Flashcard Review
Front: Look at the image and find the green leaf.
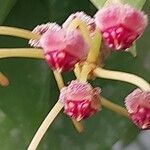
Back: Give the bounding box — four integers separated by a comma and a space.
123, 0, 146, 9
90, 0, 147, 9
90, 0, 106, 9
0, 0, 18, 24
127, 43, 137, 57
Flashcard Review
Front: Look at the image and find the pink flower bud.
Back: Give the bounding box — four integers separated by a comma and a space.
29, 23, 61, 47
95, 4, 148, 50
63, 11, 96, 33
40, 28, 89, 72
125, 89, 150, 129
59, 80, 101, 121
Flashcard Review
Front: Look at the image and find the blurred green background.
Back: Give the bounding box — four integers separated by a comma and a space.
0, 0, 149, 149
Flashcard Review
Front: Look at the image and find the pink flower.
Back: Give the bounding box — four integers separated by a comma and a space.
125, 89, 150, 129
95, 4, 148, 50
40, 27, 89, 72
29, 23, 61, 47
59, 80, 101, 121
63, 11, 96, 33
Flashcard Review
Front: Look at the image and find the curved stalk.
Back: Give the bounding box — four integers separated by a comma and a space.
101, 97, 129, 118
0, 72, 9, 86
0, 26, 40, 40
28, 72, 84, 150
27, 101, 63, 150
94, 67, 150, 91
0, 48, 44, 59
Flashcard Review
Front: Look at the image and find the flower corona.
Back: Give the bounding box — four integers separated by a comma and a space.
125, 89, 150, 129
59, 80, 101, 121
95, 4, 148, 50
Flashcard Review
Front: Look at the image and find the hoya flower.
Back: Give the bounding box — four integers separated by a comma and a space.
125, 89, 150, 129
59, 80, 101, 121
63, 11, 96, 33
95, 4, 148, 50
29, 23, 61, 47
40, 27, 89, 72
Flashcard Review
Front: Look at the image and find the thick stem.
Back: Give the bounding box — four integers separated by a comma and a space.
0, 48, 44, 59
0, 26, 40, 40
87, 29, 102, 63
101, 97, 129, 118
79, 63, 95, 82
74, 63, 81, 79
27, 101, 63, 150
0, 72, 9, 86
79, 30, 101, 82
94, 68, 150, 91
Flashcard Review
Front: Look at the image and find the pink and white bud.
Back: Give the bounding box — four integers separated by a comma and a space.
40, 28, 89, 72
95, 4, 148, 50
63, 11, 96, 33
125, 89, 150, 129
59, 80, 101, 121
29, 23, 61, 47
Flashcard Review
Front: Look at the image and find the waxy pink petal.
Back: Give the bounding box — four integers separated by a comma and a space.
125, 89, 150, 129
29, 23, 61, 47
59, 80, 101, 121
40, 29, 89, 72
95, 4, 148, 50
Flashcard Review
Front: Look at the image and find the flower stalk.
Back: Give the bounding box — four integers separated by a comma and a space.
101, 97, 129, 118
0, 26, 40, 40
27, 101, 63, 150
0, 48, 44, 59
93, 67, 150, 91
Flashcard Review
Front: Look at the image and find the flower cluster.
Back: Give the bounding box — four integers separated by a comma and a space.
28, 3, 150, 129
0, 1, 150, 149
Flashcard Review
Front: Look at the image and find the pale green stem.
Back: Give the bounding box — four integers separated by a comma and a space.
79, 29, 101, 82
27, 101, 63, 150
0, 26, 40, 40
94, 67, 150, 92
87, 29, 102, 63
0, 48, 44, 59
101, 97, 129, 118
